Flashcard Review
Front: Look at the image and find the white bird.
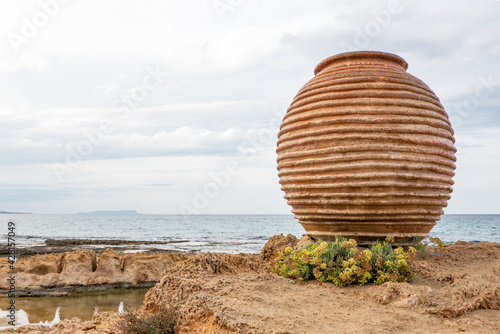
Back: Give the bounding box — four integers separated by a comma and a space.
118, 301, 124, 314
50, 307, 61, 326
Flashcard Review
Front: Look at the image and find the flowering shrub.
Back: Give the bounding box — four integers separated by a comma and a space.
272, 236, 416, 286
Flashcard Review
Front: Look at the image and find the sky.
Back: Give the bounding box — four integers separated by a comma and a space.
0, 0, 499, 214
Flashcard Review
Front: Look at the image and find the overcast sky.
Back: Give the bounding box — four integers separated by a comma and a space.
0, 0, 499, 214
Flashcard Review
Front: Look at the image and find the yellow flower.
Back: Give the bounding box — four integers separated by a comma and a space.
408, 246, 417, 256
375, 273, 389, 285
284, 247, 293, 254
394, 247, 404, 255
320, 263, 327, 270
316, 246, 327, 256
343, 258, 356, 268
393, 253, 402, 260
362, 249, 372, 261
397, 259, 408, 268
385, 235, 395, 243
359, 272, 372, 285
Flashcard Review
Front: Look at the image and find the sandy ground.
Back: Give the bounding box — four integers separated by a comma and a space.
3, 236, 500, 333
142, 237, 500, 333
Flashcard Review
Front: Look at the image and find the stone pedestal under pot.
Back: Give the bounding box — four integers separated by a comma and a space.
276, 51, 456, 245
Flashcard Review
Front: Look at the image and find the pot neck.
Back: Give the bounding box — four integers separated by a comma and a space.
314, 51, 408, 75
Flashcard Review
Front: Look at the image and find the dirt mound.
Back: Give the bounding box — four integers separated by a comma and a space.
142, 252, 264, 318
186, 252, 263, 274
260, 233, 298, 262
356, 241, 500, 319
142, 239, 500, 333
412, 242, 500, 318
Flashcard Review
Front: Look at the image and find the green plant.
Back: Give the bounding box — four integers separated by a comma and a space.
116, 306, 177, 334
429, 236, 444, 248
412, 236, 444, 256
273, 236, 417, 287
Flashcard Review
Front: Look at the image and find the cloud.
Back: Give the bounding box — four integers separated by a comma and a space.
0, 98, 283, 164
0, 0, 499, 213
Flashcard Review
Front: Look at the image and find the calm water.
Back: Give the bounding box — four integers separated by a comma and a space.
0, 288, 148, 328
1, 214, 499, 253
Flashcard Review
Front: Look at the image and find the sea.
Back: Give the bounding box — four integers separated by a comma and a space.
1, 214, 499, 253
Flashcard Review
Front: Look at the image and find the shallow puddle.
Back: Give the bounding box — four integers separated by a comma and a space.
0, 287, 149, 327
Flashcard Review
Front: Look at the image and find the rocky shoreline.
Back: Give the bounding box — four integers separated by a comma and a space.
2, 235, 500, 333
0, 239, 190, 257
0, 248, 189, 297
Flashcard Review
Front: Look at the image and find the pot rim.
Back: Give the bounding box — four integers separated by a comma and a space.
314, 51, 409, 75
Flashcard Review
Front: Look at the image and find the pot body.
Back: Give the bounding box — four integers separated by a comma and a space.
276, 51, 456, 245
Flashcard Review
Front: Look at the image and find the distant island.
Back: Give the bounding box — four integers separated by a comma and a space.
77, 210, 140, 215
0, 211, 32, 214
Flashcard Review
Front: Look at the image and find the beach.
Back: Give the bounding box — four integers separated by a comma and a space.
1, 234, 499, 333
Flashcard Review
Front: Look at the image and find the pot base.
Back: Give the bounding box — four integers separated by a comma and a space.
301, 221, 435, 246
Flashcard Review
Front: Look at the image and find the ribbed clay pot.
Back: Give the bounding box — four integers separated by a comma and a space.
277, 51, 456, 245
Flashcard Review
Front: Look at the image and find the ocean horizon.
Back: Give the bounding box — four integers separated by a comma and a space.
1, 214, 499, 254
